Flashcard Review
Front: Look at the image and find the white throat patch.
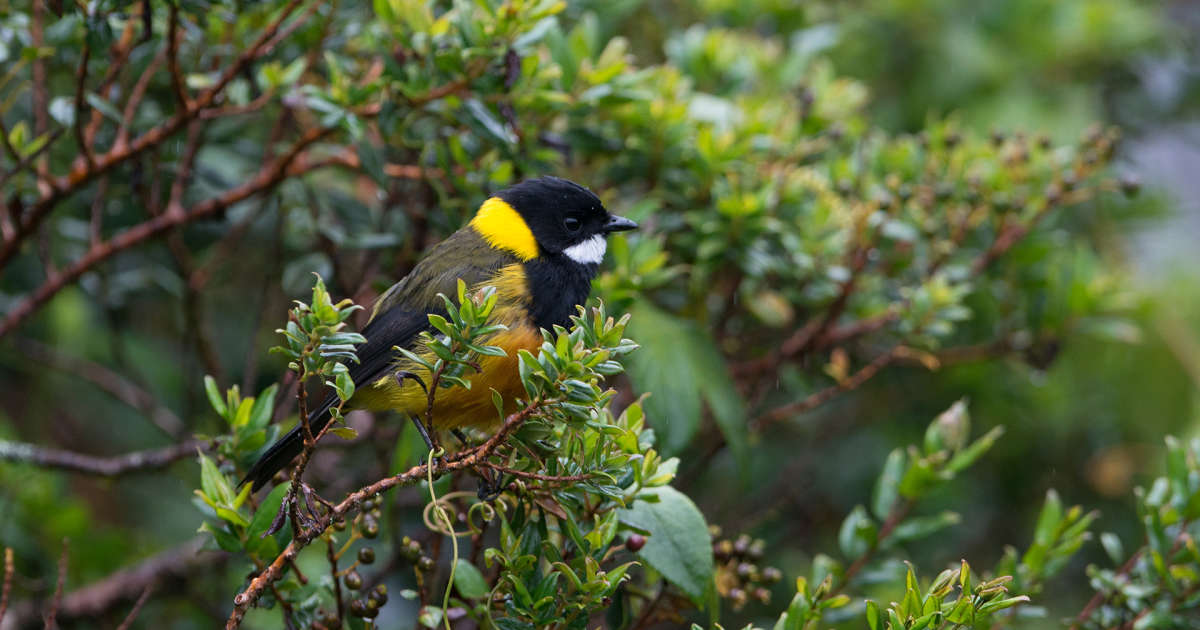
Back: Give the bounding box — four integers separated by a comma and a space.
562, 234, 607, 265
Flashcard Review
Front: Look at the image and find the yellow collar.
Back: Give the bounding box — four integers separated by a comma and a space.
469, 197, 539, 261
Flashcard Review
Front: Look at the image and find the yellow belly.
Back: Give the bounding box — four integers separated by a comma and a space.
349, 263, 543, 431
352, 324, 542, 430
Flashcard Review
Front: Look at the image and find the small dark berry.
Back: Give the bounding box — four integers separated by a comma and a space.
362, 516, 379, 539
626, 534, 647, 552
1119, 175, 1141, 197
371, 584, 389, 606
418, 555, 435, 572
343, 570, 363, 591
754, 587, 771, 603
349, 599, 368, 617
358, 547, 376, 564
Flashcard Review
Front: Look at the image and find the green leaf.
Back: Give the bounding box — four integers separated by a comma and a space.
872, 448, 906, 520
198, 452, 232, 506
1100, 532, 1125, 565
205, 376, 228, 418
246, 483, 290, 556
453, 559, 490, 599
838, 505, 876, 558
618, 485, 714, 602
865, 600, 882, 630
888, 511, 961, 544
1032, 489, 1064, 548
247, 385, 277, 431
946, 425, 1005, 473
626, 302, 747, 466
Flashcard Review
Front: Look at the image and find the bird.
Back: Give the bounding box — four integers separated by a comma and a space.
242, 176, 637, 490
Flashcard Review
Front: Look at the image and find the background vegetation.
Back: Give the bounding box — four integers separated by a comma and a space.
0, 0, 1198, 628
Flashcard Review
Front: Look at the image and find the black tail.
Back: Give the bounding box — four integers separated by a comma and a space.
241, 395, 336, 491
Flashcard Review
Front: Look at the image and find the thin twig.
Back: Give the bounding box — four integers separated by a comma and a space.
0, 125, 333, 339
326, 536, 345, 622
3, 537, 220, 626
72, 40, 94, 168
1069, 548, 1145, 630
226, 399, 551, 628
167, 5, 191, 109
10, 337, 187, 437
44, 538, 69, 630
114, 585, 153, 630
0, 548, 13, 627
752, 346, 903, 430
0, 128, 64, 190
0, 0, 308, 273
0, 439, 209, 477
828, 500, 912, 599
114, 50, 166, 151
481, 462, 597, 484
30, 0, 49, 181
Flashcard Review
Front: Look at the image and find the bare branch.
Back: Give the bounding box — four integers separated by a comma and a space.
30, 0, 50, 182
0, 0, 308, 273
83, 19, 138, 149
13, 336, 187, 438
114, 50, 166, 151
44, 539, 68, 630
114, 586, 153, 630
227, 399, 551, 627
167, 5, 192, 110
0, 125, 333, 339
72, 40, 94, 168
0, 438, 209, 477
0, 548, 13, 627
752, 346, 903, 430
0, 127, 64, 190
5, 538, 223, 626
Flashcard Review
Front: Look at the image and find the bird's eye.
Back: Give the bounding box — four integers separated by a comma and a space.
563, 216, 582, 232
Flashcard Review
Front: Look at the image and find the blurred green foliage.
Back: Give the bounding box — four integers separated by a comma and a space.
0, 0, 1197, 628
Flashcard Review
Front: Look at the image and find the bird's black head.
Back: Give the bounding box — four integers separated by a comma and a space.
495, 176, 637, 264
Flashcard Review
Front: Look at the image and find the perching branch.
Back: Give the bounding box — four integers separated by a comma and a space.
0, 438, 209, 477
11, 337, 187, 438
226, 398, 551, 628
0, 125, 333, 340
4, 538, 222, 627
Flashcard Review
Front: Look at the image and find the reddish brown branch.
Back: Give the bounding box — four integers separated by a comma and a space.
226, 399, 551, 628
0, 438, 209, 477
72, 41, 94, 168
0, 0, 307, 273
752, 346, 903, 430
482, 462, 598, 484
44, 538, 69, 630
0, 547, 13, 627
13, 336, 187, 437
5, 537, 223, 626
115, 51, 166, 151
0, 125, 332, 339
83, 20, 138, 149
167, 5, 192, 109
114, 585, 154, 630
829, 500, 912, 599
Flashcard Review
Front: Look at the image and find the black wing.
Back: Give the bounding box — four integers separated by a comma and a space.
242, 227, 519, 489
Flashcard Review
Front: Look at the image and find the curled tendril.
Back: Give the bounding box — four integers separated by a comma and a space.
421, 490, 507, 536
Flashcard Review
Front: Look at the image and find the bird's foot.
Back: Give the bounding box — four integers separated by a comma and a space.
475, 467, 509, 502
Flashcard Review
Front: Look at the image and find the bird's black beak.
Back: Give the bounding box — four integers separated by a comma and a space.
603, 215, 638, 233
